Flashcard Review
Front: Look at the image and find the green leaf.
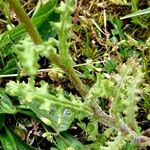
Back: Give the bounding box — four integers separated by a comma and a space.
88, 74, 115, 99
51, 0, 75, 67
0, 88, 17, 114
6, 80, 91, 132
0, 0, 58, 49
0, 127, 36, 150
111, 58, 144, 130
123, 141, 137, 150
119, 46, 133, 59
110, 17, 124, 40
104, 59, 118, 73
54, 132, 86, 150
33, 0, 59, 40
0, 59, 18, 75
0, 127, 17, 150
32, 0, 57, 18
14, 38, 41, 76
27, 97, 75, 132
78, 119, 99, 141
0, 0, 11, 24
121, 7, 150, 19
101, 132, 126, 150
37, 12, 59, 40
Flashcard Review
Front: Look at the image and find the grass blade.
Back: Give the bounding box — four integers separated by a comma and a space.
121, 7, 150, 19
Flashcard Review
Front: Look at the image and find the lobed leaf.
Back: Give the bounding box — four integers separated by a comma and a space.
6, 79, 91, 132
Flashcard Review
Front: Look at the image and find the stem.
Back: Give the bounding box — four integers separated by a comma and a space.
49, 52, 88, 97
90, 102, 150, 145
7, 0, 42, 44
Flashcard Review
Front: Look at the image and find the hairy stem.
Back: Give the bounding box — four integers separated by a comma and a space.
48, 52, 88, 97
7, 0, 42, 44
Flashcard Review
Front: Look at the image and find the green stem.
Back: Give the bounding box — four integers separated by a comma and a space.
7, 0, 42, 44
49, 52, 88, 97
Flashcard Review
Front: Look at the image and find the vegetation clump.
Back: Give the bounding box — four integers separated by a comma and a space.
0, 0, 150, 149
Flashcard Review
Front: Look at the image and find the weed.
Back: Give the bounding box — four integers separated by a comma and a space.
0, 0, 150, 149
